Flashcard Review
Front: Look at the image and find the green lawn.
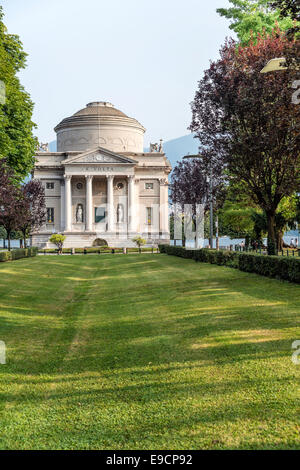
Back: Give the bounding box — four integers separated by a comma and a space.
0, 254, 299, 450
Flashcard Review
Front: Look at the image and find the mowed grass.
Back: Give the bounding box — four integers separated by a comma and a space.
0, 254, 299, 450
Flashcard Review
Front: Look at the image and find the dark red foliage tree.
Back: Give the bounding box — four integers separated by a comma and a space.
18, 180, 46, 248
170, 156, 224, 212
0, 159, 22, 250
190, 32, 300, 254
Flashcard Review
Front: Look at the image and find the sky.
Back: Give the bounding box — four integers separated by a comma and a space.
1, 0, 232, 146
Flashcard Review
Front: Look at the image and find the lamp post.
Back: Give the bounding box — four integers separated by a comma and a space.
183, 154, 214, 249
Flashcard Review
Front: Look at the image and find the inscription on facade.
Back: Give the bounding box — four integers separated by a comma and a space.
67, 165, 131, 173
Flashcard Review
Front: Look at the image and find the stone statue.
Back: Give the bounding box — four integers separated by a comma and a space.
150, 143, 159, 152
117, 204, 124, 223
76, 204, 83, 223
39, 142, 49, 152
150, 141, 163, 153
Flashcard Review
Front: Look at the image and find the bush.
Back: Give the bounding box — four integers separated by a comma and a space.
0, 251, 11, 262
0, 247, 38, 262
159, 245, 300, 284
132, 237, 146, 248
49, 234, 66, 253
92, 238, 108, 247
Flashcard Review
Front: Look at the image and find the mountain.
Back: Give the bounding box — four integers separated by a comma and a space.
159, 134, 200, 168
49, 141, 57, 152
47, 133, 200, 169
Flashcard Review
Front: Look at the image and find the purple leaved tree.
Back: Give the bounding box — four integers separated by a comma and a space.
18, 180, 46, 248
0, 159, 22, 250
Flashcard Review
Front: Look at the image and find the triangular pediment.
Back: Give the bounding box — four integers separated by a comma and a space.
62, 147, 137, 165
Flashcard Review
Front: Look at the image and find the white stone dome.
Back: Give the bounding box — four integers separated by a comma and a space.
55, 101, 145, 153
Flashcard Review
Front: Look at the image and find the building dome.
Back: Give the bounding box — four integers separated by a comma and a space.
54, 101, 145, 153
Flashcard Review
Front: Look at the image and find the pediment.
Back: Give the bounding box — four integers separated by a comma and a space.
62, 147, 137, 165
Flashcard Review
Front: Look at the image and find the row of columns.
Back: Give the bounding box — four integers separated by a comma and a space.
64, 174, 135, 233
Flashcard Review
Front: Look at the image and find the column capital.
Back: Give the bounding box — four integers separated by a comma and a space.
64, 174, 71, 181
127, 175, 135, 182
106, 174, 114, 181
85, 174, 93, 181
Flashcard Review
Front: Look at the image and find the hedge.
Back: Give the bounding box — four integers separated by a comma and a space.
158, 245, 300, 284
0, 247, 38, 263
39, 247, 157, 254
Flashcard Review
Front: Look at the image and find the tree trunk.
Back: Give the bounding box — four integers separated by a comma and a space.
266, 212, 277, 255
277, 231, 284, 251
7, 233, 11, 251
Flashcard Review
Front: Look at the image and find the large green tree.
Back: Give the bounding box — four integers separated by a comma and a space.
0, 6, 37, 180
217, 0, 296, 44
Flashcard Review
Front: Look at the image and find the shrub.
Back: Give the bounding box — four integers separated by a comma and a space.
92, 238, 108, 247
0, 247, 38, 262
0, 251, 11, 262
132, 237, 146, 248
49, 234, 66, 254
159, 245, 300, 284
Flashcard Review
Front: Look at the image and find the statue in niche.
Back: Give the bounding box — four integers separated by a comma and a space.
76, 204, 84, 223
117, 203, 124, 223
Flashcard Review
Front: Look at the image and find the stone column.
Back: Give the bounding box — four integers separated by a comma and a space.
134, 178, 140, 233
64, 175, 72, 232
128, 175, 135, 233
60, 179, 65, 231
159, 178, 169, 237
107, 175, 114, 232
85, 175, 93, 232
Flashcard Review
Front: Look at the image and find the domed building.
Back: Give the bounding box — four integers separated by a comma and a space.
32, 102, 171, 248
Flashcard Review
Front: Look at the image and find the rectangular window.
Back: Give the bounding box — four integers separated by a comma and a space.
47, 208, 54, 224
146, 207, 152, 225
95, 207, 106, 223
145, 182, 154, 190
46, 182, 54, 189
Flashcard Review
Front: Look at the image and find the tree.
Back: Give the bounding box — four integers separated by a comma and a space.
132, 237, 146, 249
269, 0, 299, 21
49, 234, 66, 254
217, 0, 295, 44
0, 226, 7, 248
0, 6, 37, 180
170, 157, 225, 245
171, 159, 209, 211
0, 160, 23, 250
190, 32, 300, 254
170, 158, 224, 212
18, 180, 46, 248
269, 0, 300, 37
275, 194, 298, 249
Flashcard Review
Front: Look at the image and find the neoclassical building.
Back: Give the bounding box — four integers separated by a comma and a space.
32, 101, 171, 248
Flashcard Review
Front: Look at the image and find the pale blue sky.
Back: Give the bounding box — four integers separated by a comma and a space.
1, 0, 232, 145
